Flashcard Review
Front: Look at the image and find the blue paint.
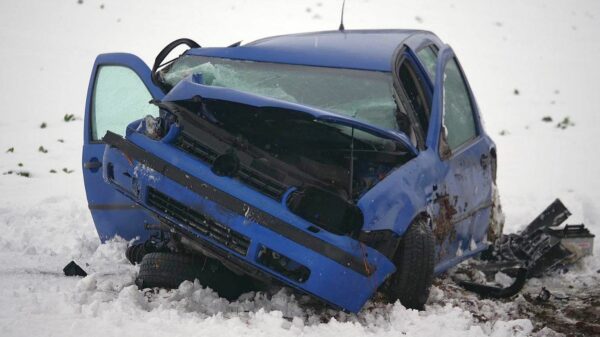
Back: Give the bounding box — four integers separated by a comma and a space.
188, 30, 422, 71
82, 53, 164, 242
83, 31, 497, 311
102, 140, 395, 312
434, 242, 488, 275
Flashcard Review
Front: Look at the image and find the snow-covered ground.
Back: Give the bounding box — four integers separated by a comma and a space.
0, 1, 599, 336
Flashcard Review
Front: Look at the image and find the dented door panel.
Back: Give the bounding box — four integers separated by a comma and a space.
426, 46, 495, 270
433, 137, 492, 261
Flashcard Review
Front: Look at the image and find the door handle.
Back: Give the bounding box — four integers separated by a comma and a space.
84, 160, 102, 170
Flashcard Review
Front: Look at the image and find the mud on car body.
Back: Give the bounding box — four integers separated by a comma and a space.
82, 30, 499, 312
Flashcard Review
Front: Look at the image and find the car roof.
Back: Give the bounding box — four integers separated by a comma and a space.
186, 29, 437, 72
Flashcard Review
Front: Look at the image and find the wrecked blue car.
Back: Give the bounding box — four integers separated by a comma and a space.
82, 30, 502, 312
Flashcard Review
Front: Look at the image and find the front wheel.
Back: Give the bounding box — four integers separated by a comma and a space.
136, 252, 255, 300
384, 217, 435, 310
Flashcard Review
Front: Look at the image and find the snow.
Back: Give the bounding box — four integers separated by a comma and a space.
1, 0, 599, 336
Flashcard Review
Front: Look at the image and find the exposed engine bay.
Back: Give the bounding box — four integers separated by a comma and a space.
140, 97, 414, 235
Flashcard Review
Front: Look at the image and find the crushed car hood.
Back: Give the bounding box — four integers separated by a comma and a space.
162, 74, 417, 155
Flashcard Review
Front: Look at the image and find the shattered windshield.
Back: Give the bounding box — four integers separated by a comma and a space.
160, 55, 400, 130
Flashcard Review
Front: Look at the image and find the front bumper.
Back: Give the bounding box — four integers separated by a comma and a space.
102, 131, 395, 312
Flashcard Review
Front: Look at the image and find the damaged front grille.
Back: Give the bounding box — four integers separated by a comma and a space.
147, 188, 250, 256
237, 166, 287, 200
176, 132, 219, 164
175, 133, 287, 200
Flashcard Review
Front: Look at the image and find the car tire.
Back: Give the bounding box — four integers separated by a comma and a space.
136, 252, 254, 300
126, 242, 158, 265
385, 217, 435, 310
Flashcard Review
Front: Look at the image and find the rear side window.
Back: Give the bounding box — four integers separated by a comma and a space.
442, 58, 477, 151
416, 46, 437, 82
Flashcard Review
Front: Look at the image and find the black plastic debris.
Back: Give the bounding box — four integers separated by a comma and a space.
489, 199, 594, 277
521, 199, 571, 237
63, 261, 87, 277
536, 287, 551, 302
457, 263, 528, 299
458, 199, 595, 298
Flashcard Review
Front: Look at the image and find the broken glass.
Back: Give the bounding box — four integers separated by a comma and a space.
161, 56, 400, 130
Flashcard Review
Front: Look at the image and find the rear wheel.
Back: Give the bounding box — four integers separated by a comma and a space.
385, 217, 435, 310
136, 252, 254, 300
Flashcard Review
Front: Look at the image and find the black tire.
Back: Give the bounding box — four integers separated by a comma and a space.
385, 217, 435, 310
126, 243, 151, 265
136, 252, 254, 300
126, 240, 170, 265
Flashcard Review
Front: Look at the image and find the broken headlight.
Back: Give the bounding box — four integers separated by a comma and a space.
142, 115, 166, 140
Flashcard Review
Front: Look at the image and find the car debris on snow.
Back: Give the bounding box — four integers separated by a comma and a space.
454, 199, 594, 299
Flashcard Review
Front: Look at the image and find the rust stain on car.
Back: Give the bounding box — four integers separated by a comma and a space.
432, 194, 458, 245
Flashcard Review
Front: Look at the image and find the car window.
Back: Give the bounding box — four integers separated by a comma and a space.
416, 46, 437, 82
398, 59, 430, 140
92, 66, 158, 141
160, 56, 400, 131
442, 58, 477, 151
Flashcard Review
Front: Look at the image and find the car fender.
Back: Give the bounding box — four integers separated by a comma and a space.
358, 149, 441, 236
